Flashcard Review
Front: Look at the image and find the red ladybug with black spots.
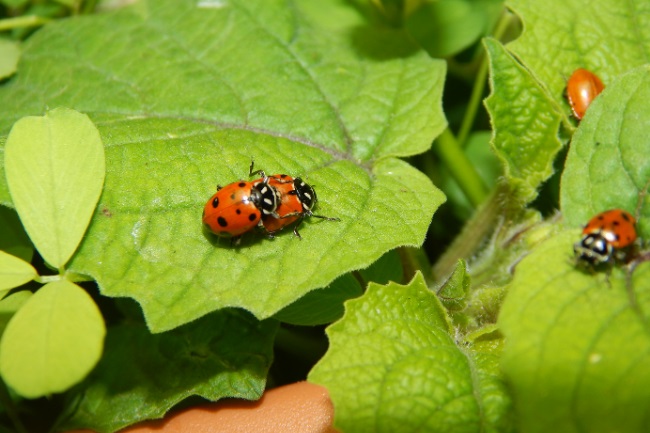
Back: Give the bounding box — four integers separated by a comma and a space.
202, 163, 279, 241
574, 209, 637, 266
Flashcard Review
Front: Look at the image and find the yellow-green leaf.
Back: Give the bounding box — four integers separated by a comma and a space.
0, 280, 106, 398
4, 108, 105, 269
0, 250, 36, 294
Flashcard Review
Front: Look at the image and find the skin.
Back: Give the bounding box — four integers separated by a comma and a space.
66, 382, 338, 433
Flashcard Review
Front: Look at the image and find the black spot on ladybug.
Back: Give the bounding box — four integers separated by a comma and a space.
612, 220, 620, 226
621, 212, 631, 222
236, 209, 242, 215
238, 182, 246, 188
212, 197, 219, 208
217, 217, 228, 227
248, 213, 257, 222
230, 193, 236, 200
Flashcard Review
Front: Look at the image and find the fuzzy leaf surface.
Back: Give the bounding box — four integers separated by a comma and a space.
507, 0, 650, 120
561, 66, 650, 237
0, 0, 446, 332
309, 272, 512, 433
59, 311, 278, 433
0, 280, 105, 398
499, 231, 650, 433
484, 38, 563, 205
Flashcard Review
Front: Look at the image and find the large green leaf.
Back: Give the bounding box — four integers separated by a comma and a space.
59, 311, 278, 433
0, 280, 105, 398
4, 108, 105, 269
0, 0, 446, 332
309, 273, 512, 432
499, 231, 650, 433
561, 66, 650, 237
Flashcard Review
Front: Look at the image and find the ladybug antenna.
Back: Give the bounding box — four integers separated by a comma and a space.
249, 159, 267, 181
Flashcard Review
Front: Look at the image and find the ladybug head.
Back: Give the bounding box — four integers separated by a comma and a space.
574, 232, 614, 266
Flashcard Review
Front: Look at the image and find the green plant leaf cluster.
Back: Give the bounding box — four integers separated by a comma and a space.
0, 108, 106, 401
1, 0, 650, 431
0, 0, 447, 430
500, 231, 650, 433
60, 310, 278, 432
0, 0, 447, 333
309, 273, 512, 433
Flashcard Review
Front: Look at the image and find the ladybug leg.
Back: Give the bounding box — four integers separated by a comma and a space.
230, 235, 243, 247
309, 214, 341, 222
216, 185, 223, 191
292, 215, 306, 240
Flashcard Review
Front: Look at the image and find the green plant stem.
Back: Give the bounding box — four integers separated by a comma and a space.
398, 246, 432, 284
0, 16, 52, 31
433, 128, 488, 207
456, 55, 489, 148
432, 185, 501, 280
0, 379, 27, 433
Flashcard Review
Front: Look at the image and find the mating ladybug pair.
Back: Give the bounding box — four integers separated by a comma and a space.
202, 161, 339, 244
574, 209, 639, 267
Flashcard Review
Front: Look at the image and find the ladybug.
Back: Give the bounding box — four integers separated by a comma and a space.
202, 164, 280, 241
262, 173, 340, 239
574, 209, 637, 266
566, 68, 605, 120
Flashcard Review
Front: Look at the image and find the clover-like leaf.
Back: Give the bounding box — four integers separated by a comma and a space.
58, 311, 278, 433
0, 0, 446, 332
309, 272, 512, 432
0, 280, 105, 398
561, 66, 650, 237
0, 250, 36, 294
484, 38, 563, 206
4, 108, 105, 269
0, 290, 31, 339
499, 230, 650, 433
507, 0, 650, 117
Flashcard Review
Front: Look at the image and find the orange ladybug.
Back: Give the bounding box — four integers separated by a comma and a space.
262, 174, 339, 239
566, 68, 605, 120
202, 164, 279, 241
574, 209, 637, 266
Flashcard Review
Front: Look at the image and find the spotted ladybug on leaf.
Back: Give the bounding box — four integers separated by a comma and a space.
202, 163, 279, 240
574, 209, 637, 267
